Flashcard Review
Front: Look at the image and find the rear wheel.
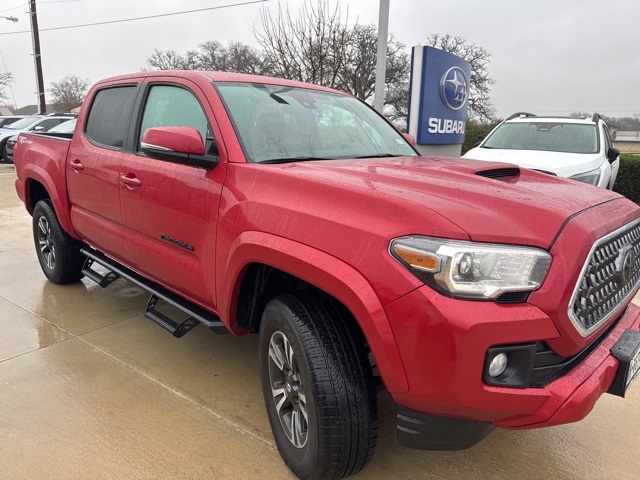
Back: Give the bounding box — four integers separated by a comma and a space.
259, 291, 377, 480
32, 200, 85, 283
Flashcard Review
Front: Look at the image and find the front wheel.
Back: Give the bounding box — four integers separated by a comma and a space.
259, 291, 378, 480
32, 200, 85, 283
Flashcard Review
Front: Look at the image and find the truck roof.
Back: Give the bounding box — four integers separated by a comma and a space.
93, 70, 343, 95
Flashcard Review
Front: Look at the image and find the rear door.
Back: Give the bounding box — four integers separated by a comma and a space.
119, 78, 226, 306
67, 84, 139, 258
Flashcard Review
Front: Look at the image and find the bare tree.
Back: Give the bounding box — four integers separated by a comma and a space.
144, 42, 271, 75
255, 2, 410, 124
425, 34, 496, 121
49, 75, 90, 112
192, 41, 272, 75
337, 24, 410, 123
0, 72, 13, 105
144, 49, 198, 70
255, 0, 350, 89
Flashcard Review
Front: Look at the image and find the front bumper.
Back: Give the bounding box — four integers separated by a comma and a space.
384, 285, 640, 428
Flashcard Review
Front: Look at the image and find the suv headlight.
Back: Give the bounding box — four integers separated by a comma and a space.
390, 236, 552, 300
569, 167, 600, 186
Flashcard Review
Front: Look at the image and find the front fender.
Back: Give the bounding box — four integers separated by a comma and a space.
220, 231, 409, 394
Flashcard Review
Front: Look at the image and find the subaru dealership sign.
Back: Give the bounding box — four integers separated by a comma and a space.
407, 46, 471, 145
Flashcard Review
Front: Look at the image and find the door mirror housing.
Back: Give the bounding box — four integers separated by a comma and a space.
402, 133, 417, 148
140, 126, 218, 169
33, 125, 45, 132
607, 146, 620, 163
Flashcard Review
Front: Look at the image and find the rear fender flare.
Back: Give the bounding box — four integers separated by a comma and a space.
22, 164, 77, 239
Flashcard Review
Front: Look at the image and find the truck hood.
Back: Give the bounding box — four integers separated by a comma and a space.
463, 147, 604, 178
283, 156, 620, 249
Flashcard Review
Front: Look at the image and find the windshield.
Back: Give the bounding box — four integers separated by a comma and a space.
483, 122, 598, 154
215, 83, 417, 163
6, 117, 41, 130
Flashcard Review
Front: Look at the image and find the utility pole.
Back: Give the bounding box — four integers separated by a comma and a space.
373, 0, 390, 112
29, 0, 46, 113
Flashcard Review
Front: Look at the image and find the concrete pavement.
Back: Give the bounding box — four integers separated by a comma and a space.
1, 163, 639, 479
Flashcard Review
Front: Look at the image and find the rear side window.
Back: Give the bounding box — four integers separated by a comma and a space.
85, 86, 138, 149
31, 118, 67, 131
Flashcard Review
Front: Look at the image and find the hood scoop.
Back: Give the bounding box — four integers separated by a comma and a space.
475, 167, 520, 179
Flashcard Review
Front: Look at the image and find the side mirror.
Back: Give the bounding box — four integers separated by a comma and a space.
141, 126, 218, 169
33, 125, 45, 131
607, 146, 620, 163
402, 133, 417, 147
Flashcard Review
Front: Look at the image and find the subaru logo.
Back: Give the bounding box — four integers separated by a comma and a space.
440, 67, 468, 111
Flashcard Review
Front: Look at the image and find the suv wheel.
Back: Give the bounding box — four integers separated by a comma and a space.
259, 291, 378, 480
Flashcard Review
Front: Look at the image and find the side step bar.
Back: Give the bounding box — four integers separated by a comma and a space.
145, 295, 199, 338
81, 247, 228, 335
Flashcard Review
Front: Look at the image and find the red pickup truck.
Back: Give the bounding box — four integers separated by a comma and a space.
14, 71, 640, 479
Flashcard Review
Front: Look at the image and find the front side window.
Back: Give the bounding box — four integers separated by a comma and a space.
138, 85, 209, 147
216, 83, 417, 163
603, 125, 613, 152
483, 122, 598, 154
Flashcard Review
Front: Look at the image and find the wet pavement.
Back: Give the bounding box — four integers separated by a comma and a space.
0, 163, 639, 479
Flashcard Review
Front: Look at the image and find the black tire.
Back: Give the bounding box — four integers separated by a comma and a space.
32, 200, 85, 283
259, 290, 378, 480
4, 144, 14, 164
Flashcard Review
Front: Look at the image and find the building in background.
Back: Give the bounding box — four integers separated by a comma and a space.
613, 130, 640, 154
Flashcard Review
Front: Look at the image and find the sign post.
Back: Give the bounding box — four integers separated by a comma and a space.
407, 46, 471, 156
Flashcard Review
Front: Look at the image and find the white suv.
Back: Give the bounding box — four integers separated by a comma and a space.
463, 113, 620, 189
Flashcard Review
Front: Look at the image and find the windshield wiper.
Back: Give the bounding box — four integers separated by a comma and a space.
352, 153, 406, 159
258, 156, 334, 164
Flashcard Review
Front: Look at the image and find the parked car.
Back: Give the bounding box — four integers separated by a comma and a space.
0, 114, 76, 162
0, 115, 27, 128
13, 72, 640, 479
5, 118, 77, 164
463, 113, 620, 189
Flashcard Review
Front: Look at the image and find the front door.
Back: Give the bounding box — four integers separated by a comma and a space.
119, 80, 226, 306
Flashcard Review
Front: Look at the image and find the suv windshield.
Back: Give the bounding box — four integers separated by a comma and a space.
6, 117, 41, 130
216, 83, 417, 163
483, 122, 598, 154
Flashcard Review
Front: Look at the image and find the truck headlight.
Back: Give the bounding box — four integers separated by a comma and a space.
390, 236, 552, 300
569, 167, 600, 186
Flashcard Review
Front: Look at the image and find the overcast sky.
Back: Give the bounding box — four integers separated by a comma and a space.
0, 0, 638, 118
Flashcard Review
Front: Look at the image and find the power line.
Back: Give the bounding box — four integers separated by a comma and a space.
0, 0, 268, 36
0, 0, 82, 15
0, 2, 25, 15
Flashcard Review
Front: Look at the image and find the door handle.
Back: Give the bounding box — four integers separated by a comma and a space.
70, 159, 84, 172
120, 173, 142, 188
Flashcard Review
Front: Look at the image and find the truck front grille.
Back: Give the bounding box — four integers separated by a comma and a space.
568, 218, 640, 337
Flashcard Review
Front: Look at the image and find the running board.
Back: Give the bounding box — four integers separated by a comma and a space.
80, 247, 228, 335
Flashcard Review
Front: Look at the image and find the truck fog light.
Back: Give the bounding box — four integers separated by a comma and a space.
488, 353, 508, 377
483, 344, 536, 387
